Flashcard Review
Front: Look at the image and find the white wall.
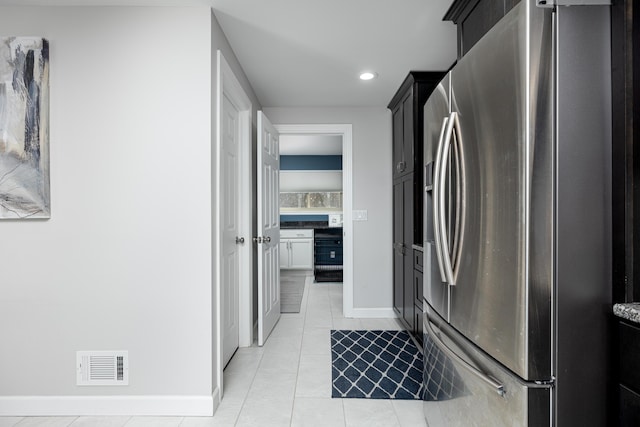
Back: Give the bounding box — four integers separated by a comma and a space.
0, 5, 224, 415
263, 107, 393, 311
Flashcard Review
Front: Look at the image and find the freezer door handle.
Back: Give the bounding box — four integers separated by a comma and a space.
436, 112, 467, 286
432, 116, 449, 283
449, 112, 466, 284
437, 116, 455, 285
436, 113, 456, 286
424, 310, 505, 397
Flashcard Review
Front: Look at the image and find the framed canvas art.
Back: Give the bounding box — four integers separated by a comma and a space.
0, 37, 50, 219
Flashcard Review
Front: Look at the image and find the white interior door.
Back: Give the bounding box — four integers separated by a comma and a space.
257, 111, 280, 346
221, 94, 241, 366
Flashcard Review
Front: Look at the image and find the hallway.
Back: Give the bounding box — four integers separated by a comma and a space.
214, 278, 426, 426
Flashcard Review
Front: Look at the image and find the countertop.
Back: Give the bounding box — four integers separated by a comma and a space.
613, 303, 640, 324
280, 223, 343, 234
281, 221, 330, 229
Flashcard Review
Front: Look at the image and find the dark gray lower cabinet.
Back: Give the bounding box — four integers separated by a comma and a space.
393, 175, 414, 331
393, 180, 403, 318
618, 319, 640, 426
620, 385, 640, 426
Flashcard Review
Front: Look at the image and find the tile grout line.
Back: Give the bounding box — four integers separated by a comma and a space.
289, 273, 313, 426
14, 416, 79, 427
331, 281, 348, 427
230, 342, 266, 426
389, 400, 405, 427
328, 281, 341, 418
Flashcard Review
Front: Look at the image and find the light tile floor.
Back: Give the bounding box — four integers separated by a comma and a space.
1, 278, 426, 427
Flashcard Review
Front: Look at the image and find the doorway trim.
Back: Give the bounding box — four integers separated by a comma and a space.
215, 50, 252, 399
274, 124, 354, 317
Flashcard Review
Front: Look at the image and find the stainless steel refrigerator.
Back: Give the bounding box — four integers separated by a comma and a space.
421, 1, 612, 425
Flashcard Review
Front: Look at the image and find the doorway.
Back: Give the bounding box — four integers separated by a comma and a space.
275, 124, 354, 317
279, 133, 343, 314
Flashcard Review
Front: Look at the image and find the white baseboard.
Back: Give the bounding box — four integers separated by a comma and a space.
0, 393, 216, 416
349, 308, 397, 318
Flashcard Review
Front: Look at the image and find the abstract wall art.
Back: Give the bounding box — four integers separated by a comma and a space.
0, 37, 50, 219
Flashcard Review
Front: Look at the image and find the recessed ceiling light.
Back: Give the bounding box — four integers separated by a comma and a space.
359, 71, 377, 81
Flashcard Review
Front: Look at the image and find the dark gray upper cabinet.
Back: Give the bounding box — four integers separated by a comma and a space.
388, 73, 444, 183
444, 0, 521, 59
388, 72, 446, 245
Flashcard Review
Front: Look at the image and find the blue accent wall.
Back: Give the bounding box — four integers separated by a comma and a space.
280, 155, 342, 171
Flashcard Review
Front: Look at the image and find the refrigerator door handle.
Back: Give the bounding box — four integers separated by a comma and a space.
438, 115, 455, 285
438, 112, 466, 286
432, 116, 449, 283
450, 112, 466, 282
424, 310, 506, 397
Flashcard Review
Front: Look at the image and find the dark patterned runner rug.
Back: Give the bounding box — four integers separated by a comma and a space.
280, 271, 307, 313
331, 330, 424, 400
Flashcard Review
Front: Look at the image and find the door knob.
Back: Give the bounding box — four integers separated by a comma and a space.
236, 236, 245, 244
252, 236, 271, 244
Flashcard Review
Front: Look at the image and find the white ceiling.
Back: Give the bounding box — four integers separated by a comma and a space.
280, 134, 342, 155
0, 0, 458, 108
212, 0, 457, 107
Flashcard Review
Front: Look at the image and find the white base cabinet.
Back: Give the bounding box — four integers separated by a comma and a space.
280, 229, 313, 270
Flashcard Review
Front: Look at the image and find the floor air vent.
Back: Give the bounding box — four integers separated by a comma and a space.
76, 351, 129, 385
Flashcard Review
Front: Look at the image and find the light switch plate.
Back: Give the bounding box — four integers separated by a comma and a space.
353, 210, 368, 221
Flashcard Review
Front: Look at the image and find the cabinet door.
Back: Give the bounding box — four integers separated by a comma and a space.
402, 90, 414, 175
392, 106, 404, 179
279, 240, 290, 269
414, 269, 423, 308
393, 181, 404, 317
619, 321, 640, 392
414, 305, 423, 346
413, 272, 423, 344
459, 0, 508, 58
403, 177, 415, 330
289, 238, 313, 269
